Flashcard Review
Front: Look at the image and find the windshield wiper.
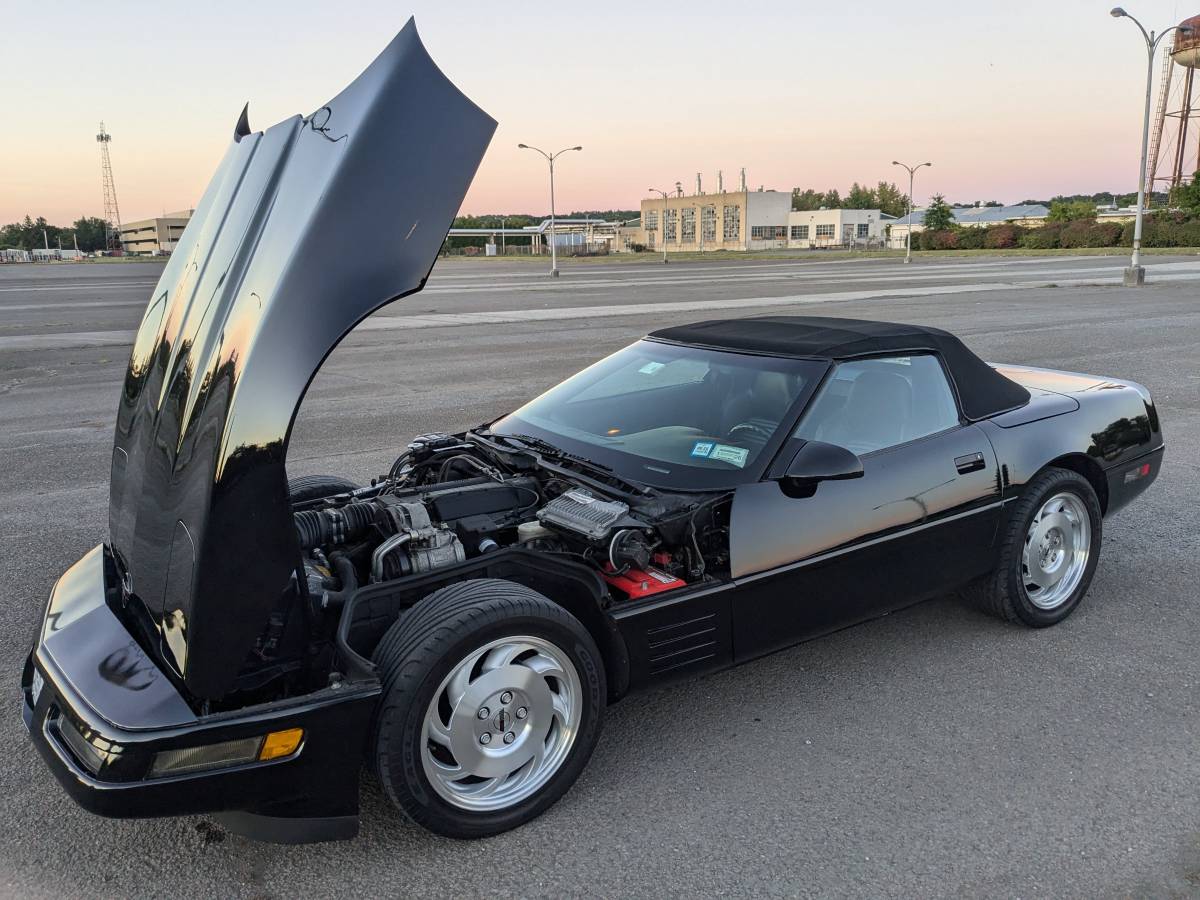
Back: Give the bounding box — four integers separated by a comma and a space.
490, 432, 652, 496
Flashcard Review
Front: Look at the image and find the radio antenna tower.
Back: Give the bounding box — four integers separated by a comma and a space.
96, 122, 123, 253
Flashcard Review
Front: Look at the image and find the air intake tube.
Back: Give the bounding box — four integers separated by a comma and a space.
294, 502, 378, 550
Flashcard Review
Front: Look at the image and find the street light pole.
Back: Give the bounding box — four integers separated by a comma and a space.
648, 188, 671, 263
1110, 8, 1191, 286
892, 160, 932, 264
518, 143, 582, 277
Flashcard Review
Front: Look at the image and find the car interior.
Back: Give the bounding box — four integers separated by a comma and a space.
796, 354, 961, 455
527, 358, 812, 469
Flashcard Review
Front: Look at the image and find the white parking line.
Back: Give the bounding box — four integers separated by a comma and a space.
420, 261, 1200, 295
5, 267, 1199, 351
0, 281, 159, 292
426, 255, 1123, 281
1, 300, 148, 311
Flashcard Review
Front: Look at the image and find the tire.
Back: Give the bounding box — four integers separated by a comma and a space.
964, 467, 1102, 627
371, 579, 606, 838
287, 474, 361, 505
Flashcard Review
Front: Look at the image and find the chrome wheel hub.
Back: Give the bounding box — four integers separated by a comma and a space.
421, 636, 581, 811
1022, 492, 1091, 610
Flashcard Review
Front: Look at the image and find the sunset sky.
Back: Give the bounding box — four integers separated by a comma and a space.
2, 0, 1195, 225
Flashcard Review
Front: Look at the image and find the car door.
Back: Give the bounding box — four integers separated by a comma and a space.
727, 353, 1002, 661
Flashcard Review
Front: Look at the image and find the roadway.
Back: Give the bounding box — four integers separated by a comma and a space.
1, 253, 1198, 897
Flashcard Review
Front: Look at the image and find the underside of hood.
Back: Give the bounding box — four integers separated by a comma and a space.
107, 19, 496, 700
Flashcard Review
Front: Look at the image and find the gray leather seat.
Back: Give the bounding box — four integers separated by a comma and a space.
817, 370, 913, 454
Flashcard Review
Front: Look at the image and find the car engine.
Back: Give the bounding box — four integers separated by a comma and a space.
292, 432, 731, 612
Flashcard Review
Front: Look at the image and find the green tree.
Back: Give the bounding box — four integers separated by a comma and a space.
922, 194, 955, 231
1, 216, 53, 251
874, 181, 909, 217
845, 182, 876, 209
791, 188, 823, 211
70, 217, 111, 252
1047, 199, 1097, 222
823, 188, 842, 208
1169, 172, 1200, 214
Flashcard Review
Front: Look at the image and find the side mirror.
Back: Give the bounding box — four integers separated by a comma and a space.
778, 441, 863, 497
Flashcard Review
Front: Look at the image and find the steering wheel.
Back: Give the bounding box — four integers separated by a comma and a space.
727, 421, 773, 443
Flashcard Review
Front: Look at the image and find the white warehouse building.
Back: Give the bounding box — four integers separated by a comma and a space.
639, 189, 890, 252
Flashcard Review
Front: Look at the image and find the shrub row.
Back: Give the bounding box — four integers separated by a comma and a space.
910, 211, 1200, 251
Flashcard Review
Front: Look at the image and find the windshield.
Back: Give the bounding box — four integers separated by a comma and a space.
490, 339, 826, 490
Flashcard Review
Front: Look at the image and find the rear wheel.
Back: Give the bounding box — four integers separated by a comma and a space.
371, 579, 605, 837
965, 467, 1102, 627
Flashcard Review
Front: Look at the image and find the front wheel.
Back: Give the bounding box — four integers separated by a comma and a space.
371, 579, 605, 837
965, 467, 1103, 627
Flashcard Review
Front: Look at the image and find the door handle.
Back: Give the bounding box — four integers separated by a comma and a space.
954, 452, 986, 474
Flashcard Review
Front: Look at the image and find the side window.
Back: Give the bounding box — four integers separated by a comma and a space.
793, 354, 960, 455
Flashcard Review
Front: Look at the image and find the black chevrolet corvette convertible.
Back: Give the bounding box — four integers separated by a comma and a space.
22, 22, 1163, 843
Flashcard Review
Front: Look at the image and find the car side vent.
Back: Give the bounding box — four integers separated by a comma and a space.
645, 613, 719, 676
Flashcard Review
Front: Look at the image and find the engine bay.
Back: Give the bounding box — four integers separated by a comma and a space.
294, 431, 732, 617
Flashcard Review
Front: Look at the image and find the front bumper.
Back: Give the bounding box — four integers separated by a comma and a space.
22, 545, 379, 843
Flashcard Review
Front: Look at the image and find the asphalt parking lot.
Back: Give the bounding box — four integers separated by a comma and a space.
2, 252, 1198, 898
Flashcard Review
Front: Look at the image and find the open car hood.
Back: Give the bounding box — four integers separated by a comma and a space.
107, 20, 496, 700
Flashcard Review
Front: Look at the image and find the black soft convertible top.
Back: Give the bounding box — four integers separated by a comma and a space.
648, 315, 1030, 421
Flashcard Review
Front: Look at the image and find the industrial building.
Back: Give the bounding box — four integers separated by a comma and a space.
31, 249, 83, 261
446, 218, 627, 255
887, 204, 1050, 247
119, 209, 194, 255
639, 189, 890, 252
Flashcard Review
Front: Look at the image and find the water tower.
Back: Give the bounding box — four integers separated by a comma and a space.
1147, 15, 1200, 197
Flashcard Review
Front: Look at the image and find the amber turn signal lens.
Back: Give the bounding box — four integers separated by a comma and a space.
259, 728, 304, 761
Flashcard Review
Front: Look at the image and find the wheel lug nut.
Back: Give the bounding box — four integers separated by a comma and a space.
477, 707, 489, 720
500, 691, 513, 704
516, 707, 528, 719
503, 732, 515, 744
480, 733, 492, 745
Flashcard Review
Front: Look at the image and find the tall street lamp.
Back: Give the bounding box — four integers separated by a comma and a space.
1110, 8, 1192, 286
518, 143, 582, 277
648, 188, 672, 264
892, 160, 931, 264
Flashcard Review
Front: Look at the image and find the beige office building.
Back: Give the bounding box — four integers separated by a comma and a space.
120, 209, 195, 255
640, 190, 888, 252
640, 189, 793, 252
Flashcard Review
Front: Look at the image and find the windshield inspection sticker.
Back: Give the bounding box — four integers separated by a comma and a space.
709, 444, 749, 467
690, 441, 714, 458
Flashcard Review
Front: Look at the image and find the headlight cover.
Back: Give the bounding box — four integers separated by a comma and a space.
148, 736, 264, 778
148, 728, 304, 778
58, 716, 123, 775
